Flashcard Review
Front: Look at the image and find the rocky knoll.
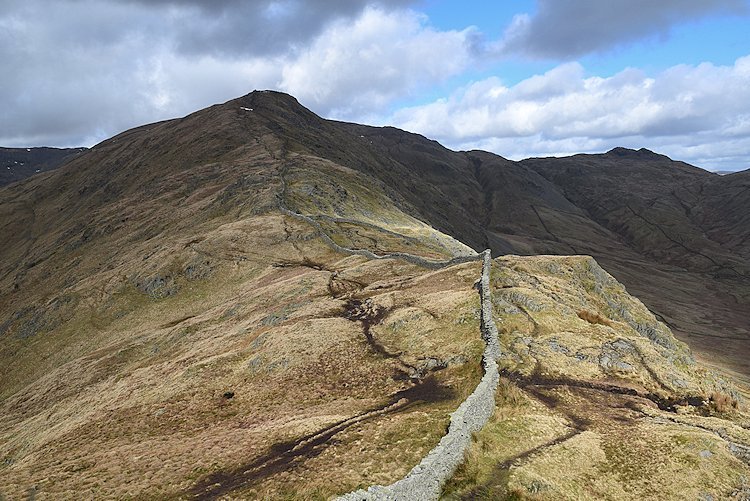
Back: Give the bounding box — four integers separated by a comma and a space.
445, 255, 750, 499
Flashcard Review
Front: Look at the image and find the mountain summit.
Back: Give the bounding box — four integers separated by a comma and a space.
1, 91, 749, 499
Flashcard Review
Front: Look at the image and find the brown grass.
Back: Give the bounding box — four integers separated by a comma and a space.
496, 377, 527, 408
0, 219, 487, 500
708, 391, 738, 413
577, 309, 613, 327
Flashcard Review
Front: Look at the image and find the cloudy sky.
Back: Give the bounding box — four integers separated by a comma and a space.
2, 0, 749, 171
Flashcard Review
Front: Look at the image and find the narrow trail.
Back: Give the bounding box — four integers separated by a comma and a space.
337, 251, 501, 501
187, 172, 501, 500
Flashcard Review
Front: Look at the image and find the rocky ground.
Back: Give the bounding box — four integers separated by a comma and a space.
444, 255, 750, 500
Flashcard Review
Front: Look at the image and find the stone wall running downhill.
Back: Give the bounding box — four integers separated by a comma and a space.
279, 206, 483, 269
277, 189, 502, 500
336, 251, 501, 501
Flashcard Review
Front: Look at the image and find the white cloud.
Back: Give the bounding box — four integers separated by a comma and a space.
389, 56, 750, 171
279, 7, 475, 120
0, 3, 473, 147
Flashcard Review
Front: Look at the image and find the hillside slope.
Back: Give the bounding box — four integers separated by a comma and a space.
0, 147, 87, 187
1, 91, 749, 499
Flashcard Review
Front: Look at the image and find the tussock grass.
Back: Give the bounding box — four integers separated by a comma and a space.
708, 391, 739, 413
577, 309, 614, 327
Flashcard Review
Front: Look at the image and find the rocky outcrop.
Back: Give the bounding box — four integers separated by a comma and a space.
279, 206, 481, 269
337, 251, 501, 501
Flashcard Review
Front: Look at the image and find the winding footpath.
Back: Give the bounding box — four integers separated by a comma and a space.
276, 178, 502, 500
337, 251, 501, 500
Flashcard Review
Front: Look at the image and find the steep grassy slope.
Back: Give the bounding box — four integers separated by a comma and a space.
445, 255, 750, 500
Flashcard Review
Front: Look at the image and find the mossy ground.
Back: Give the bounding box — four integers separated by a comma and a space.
443, 256, 750, 500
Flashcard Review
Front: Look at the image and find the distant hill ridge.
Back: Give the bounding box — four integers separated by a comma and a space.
0, 146, 87, 186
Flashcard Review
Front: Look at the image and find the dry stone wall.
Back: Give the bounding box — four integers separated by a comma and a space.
279, 206, 481, 269
337, 251, 501, 501
277, 194, 502, 500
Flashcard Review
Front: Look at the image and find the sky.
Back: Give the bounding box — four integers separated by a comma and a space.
1, 0, 749, 171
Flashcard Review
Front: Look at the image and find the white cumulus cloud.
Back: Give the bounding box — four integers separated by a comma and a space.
0, 4, 474, 147
279, 7, 476, 120
389, 56, 750, 171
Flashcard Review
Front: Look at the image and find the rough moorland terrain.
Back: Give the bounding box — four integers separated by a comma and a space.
0, 96, 486, 497
445, 255, 750, 500
1, 91, 749, 499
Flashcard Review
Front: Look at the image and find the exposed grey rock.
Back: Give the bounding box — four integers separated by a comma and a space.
184, 258, 214, 280
599, 339, 637, 373
500, 290, 544, 312
260, 312, 287, 327
2, 295, 78, 339
492, 296, 521, 315
133, 274, 178, 299
548, 338, 570, 355
729, 442, 750, 465
671, 377, 689, 389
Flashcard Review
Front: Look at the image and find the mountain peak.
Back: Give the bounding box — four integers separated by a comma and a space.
231, 89, 308, 113
236, 89, 300, 105
226, 89, 323, 129
606, 146, 669, 160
